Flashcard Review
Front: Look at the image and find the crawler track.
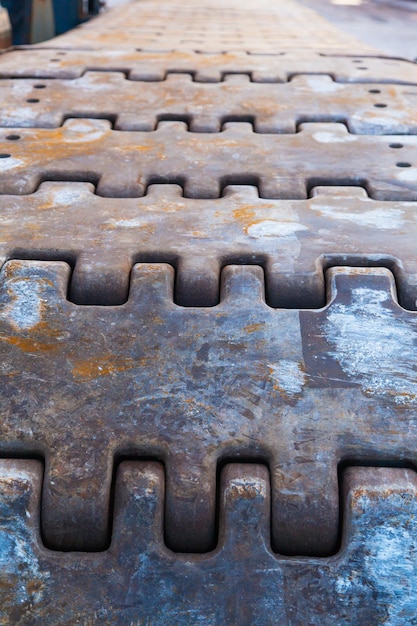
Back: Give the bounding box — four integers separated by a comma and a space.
0, 0, 417, 623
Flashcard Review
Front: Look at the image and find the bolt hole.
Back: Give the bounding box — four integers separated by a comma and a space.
34, 84, 46, 89
396, 162, 412, 167
50, 58, 60, 62
26, 98, 39, 103
357, 67, 368, 70
352, 59, 362, 63
6, 134, 20, 141
374, 103, 387, 108
368, 89, 381, 94
389, 143, 403, 149
0, 154, 11, 158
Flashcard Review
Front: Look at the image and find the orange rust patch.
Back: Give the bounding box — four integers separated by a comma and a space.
228, 483, 262, 501
9, 125, 114, 164
232, 204, 276, 233
0, 310, 65, 353
232, 205, 257, 224
243, 322, 264, 334
149, 316, 164, 326
72, 355, 143, 382
35, 198, 56, 212
0, 335, 58, 354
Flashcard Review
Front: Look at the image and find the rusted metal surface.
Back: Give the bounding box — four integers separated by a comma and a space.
1, 72, 417, 134
1, 49, 416, 83
0, 120, 417, 199
0, 0, 417, 620
1, 261, 417, 558
46, 0, 375, 53
2, 183, 417, 309
0, 460, 417, 624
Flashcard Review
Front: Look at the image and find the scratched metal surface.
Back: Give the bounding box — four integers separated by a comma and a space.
0, 120, 417, 199
0, 461, 417, 625
1, 183, 417, 309
0, 0, 417, 621
1, 260, 417, 559
1, 72, 417, 134
1, 49, 416, 83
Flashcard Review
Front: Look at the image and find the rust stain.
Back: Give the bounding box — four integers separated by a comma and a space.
0, 334, 58, 354
150, 316, 164, 326
71, 355, 142, 382
232, 205, 257, 228
243, 322, 264, 334
0, 316, 65, 354
35, 198, 56, 212
232, 204, 277, 233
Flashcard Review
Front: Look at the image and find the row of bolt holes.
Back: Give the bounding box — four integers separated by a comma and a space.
9, 84, 402, 117
49, 52, 67, 63
0, 62, 412, 168
26, 83, 46, 105
20, 82, 398, 118
369, 88, 387, 109
23, 75, 391, 115
0, 84, 46, 156
386, 117, 410, 167
0, 139, 412, 167
0, 111, 411, 164
0, 144, 411, 168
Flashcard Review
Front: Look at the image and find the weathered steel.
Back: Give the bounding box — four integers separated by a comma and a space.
1, 261, 417, 557
1, 49, 416, 83
1, 72, 417, 134
1, 182, 417, 309
46, 0, 374, 53
0, 460, 416, 624
0, 0, 417, 620
0, 120, 416, 199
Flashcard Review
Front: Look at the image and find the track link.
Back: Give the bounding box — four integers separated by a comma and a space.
0, 0, 416, 623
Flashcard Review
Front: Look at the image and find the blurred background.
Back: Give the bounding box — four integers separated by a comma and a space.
0, 0, 415, 59
299, 0, 417, 59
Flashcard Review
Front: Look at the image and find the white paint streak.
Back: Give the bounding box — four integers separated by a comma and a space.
247, 220, 307, 238
112, 217, 146, 228
315, 204, 405, 229
5, 279, 42, 330
11, 82, 34, 98
359, 111, 407, 126
1, 107, 38, 124
63, 119, 109, 142
361, 500, 417, 625
396, 168, 417, 182
0, 157, 25, 171
268, 360, 305, 395
51, 186, 90, 205
302, 77, 342, 93
325, 287, 417, 403
335, 575, 353, 594
312, 131, 357, 143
